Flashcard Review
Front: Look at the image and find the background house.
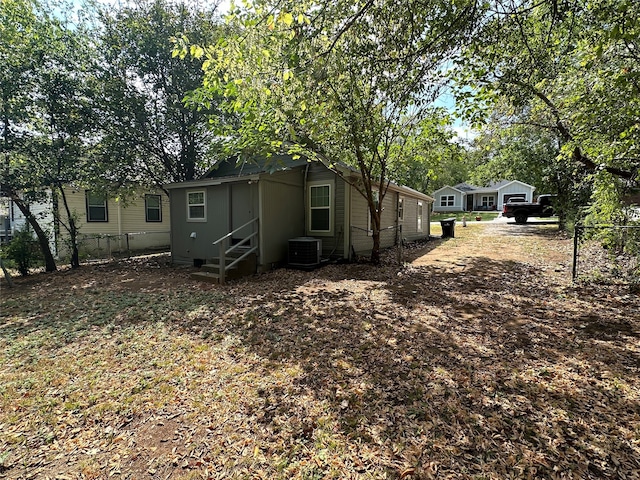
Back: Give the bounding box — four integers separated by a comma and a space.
4, 187, 170, 259
432, 180, 536, 213
165, 156, 433, 272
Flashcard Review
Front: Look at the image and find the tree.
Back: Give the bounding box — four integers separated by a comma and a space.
185, 0, 482, 263
453, 0, 640, 223
96, 0, 227, 188
1, 0, 101, 270
1, 0, 58, 272
388, 110, 470, 194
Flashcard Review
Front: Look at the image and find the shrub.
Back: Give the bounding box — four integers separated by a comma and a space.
4, 226, 42, 275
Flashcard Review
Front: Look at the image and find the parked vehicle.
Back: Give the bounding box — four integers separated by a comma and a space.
502, 194, 556, 224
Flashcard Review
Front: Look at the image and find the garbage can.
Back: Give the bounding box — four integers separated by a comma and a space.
440, 218, 456, 238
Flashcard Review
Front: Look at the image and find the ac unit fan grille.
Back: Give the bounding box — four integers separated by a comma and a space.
288, 238, 321, 266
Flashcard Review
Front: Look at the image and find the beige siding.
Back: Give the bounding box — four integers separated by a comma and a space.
57, 187, 170, 252
400, 196, 430, 241
350, 186, 398, 256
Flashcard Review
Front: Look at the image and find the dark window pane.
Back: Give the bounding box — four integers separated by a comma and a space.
311, 209, 330, 231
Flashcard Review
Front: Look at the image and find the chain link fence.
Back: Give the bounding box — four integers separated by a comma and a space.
59, 231, 170, 264
572, 224, 640, 287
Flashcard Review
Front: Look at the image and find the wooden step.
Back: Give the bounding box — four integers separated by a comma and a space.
192, 252, 257, 284
190, 271, 222, 284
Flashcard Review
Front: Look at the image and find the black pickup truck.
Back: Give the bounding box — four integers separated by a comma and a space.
502, 194, 556, 224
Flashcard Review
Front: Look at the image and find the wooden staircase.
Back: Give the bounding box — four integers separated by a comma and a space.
191, 217, 259, 284
191, 250, 257, 284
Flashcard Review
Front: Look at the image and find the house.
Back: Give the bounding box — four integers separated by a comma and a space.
432, 180, 536, 213
4, 187, 170, 258
165, 156, 433, 277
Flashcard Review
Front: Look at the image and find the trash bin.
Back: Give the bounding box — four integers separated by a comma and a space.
440, 218, 456, 238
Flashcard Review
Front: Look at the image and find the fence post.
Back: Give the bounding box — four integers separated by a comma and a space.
572, 225, 581, 281
397, 224, 403, 264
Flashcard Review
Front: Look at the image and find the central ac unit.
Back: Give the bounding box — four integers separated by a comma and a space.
288, 237, 321, 268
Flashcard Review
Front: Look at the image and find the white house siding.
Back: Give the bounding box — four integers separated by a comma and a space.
9, 190, 57, 255
432, 186, 465, 212
496, 182, 535, 210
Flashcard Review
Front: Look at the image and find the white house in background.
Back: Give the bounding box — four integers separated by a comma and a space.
432, 180, 536, 213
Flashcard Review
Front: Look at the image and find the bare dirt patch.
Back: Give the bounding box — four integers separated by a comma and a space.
1, 224, 639, 479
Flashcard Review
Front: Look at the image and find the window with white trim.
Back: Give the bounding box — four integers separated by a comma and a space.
187, 191, 206, 221
309, 184, 331, 233
86, 191, 108, 222
145, 194, 162, 222
398, 197, 404, 221
440, 195, 454, 207
481, 195, 495, 207
417, 201, 423, 232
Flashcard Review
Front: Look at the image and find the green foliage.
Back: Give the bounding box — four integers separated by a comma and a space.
388, 110, 469, 194
188, 0, 481, 261
3, 226, 42, 275
96, 0, 226, 185
453, 0, 640, 227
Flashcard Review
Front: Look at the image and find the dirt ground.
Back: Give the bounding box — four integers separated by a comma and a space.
1, 220, 639, 479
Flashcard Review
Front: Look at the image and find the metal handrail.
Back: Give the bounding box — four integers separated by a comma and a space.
212, 217, 259, 284
225, 231, 258, 256
226, 245, 258, 271
213, 217, 259, 245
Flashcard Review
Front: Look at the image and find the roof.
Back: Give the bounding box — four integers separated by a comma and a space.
164, 154, 311, 190
204, 155, 310, 179
166, 155, 434, 202
453, 182, 479, 192
433, 180, 535, 196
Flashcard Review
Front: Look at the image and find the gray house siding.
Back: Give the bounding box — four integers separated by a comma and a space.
167, 158, 433, 269
306, 165, 346, 259
260, 169, 305, 269
401, 195, 430, 241
170, 185, 230, 264
170, 182, 259, 265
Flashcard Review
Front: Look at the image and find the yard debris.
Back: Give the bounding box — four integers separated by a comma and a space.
1, 223, 639, 479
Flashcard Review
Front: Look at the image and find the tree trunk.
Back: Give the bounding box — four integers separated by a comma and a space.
1, 257, 14, 288
10, 195, 57, 272
57, 185, 81, 268
371, 229, 381, 265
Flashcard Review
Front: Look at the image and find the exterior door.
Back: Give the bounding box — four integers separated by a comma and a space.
466, 194, 474, 212
230, 182, 255, 244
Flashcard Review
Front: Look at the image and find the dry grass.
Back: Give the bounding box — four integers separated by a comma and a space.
1, 222, 639, 479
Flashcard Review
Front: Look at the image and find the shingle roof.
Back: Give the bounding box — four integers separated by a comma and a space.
453, 182, 479, 192
205, 154, 310, 179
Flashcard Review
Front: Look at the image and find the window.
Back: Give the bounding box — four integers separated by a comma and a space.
187, 191, 206, 221
309, 184, 331, 233
145, 194, 162, 222
417, 201, 423, 232
440, 195, 454, 207
86, 192, 108, 222
398, 197, 404, 221
367, 190, 379, 236
481, 195, 495, 207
